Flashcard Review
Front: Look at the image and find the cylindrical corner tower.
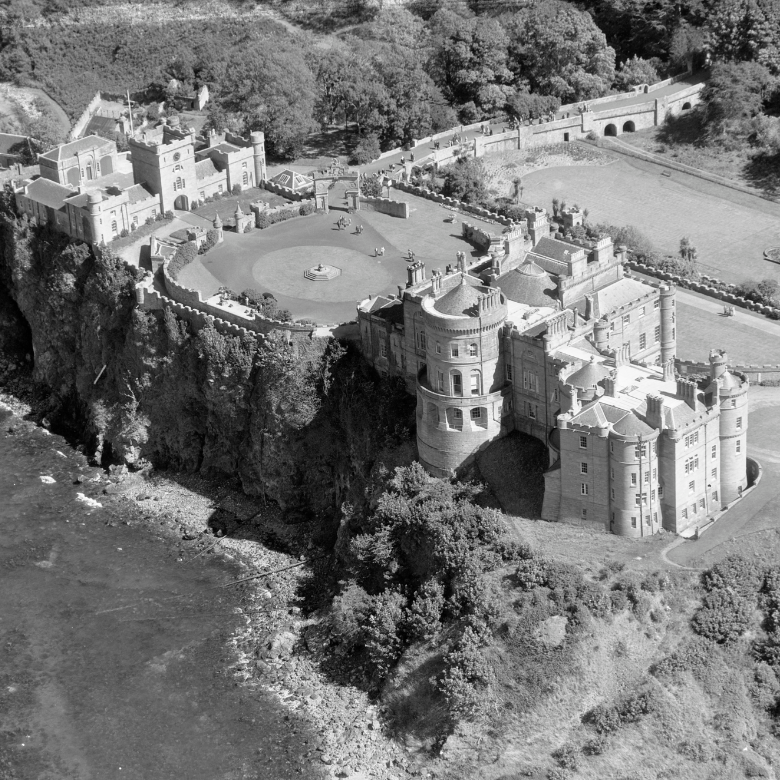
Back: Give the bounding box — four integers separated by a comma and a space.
713, 352, 748, 504
87, 191, 102, 245
660, 284, 676, 364
251, 131, 266, 185
416, 277, 509, 477
593, 318, 608, 353
608, 418, 660, 537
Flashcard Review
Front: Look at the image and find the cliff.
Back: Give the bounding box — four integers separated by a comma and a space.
0, 199, 416, 517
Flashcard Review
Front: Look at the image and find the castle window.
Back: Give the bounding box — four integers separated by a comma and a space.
653, 512, 658, 522
654, 326, 661, 343
654, 298, 660, 309
553, 388, 559, 402
436, 370, 444, 392
470, 408, 481, 420
435, 343, 441, 354
610, 441, 614, 453
452, 372, 462, 396
635, 444, 647, 458
681, 508, 687, 519
736, 439, 741, 453
218, 184, 224, 192
611, 488, 615, 498
635, 496, 641, 506
639, 333, 646, 350
470, 371, 481, 396
652, 467, 657, 479
672, 328, 675, 339
712, 445, 717, 459
711, 468, 717, 479
451, 345, 459, 357
379, 343, 387, 357
454, 409, 462, 419
712, 490, 718, 501
652, 440, 657, 454
644, 471, 650, 483
631, 517, 637, 528
692, 502, 697, 514
730, 398, 737, 408
622, 314, 630, 326
658, 485, 664, 498
640, 306, 646, 316
111, 220, 118, 234
581, 483, 588, 495
581, 508, 587, 519
645, 515, 651, 526
580, 462, 588, 474
688, 480, 695, 493
243, 171, 249, 186
469, 343, 478, 357
132, 216, 137, 226
505, 364, 513, 381
529, 405, 536, 419
736, 416, 742, 429
610, 321, 616, 332
200, 191, 205, 199
651, 489, 656, 500
699, 498, 705, 510
242, 162, 247, 168
631, 473, 637, 485
579, 436, 587, 449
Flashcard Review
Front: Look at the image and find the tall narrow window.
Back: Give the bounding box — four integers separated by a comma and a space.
581, 483, 588, 496
469, 343, 478, 357
470, 372, 480, 396
452, 373, 462, 396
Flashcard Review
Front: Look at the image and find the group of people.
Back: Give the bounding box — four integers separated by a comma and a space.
336, 216, 365, 234
407, 248, 416, 261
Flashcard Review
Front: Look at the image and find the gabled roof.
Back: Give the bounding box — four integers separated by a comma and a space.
195, 158, 220, 180
40, 135, 113, 162
23, 177, 73, 210
533, 236, 583, 264
594, 277, 651, 318
127, 183, 155, 204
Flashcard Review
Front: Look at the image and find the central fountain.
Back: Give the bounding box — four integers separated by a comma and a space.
304, 262, 342, 281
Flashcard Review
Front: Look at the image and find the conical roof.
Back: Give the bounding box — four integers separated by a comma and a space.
434, 276, 483, 317
718, 370, 742, 390
213, 212, 222, 227
567, 356, 610, 389
497, 260, 557, 307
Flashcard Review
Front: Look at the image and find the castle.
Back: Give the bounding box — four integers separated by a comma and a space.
13, 122, 266, 245
357, 214, 748, 537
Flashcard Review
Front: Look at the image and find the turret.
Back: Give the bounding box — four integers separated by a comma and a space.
251, 130, 266, 185
213, 212, 223, 243
87, 191, 102, 244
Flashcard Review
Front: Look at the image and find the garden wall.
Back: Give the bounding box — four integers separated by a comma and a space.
359, 196, 409, 218
68, 91, 101, 140
262, 180, 311, 201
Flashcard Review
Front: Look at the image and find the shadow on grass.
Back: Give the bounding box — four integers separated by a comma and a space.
742, 150, 780, 199
656, 110, 706, 148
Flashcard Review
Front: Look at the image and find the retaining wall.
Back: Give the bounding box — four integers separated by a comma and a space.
69, 92, 102, 141
393, 180, 512, 226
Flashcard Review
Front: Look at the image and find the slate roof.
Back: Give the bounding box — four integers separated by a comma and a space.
594, 278, 651, 318
434, 276, 484, 316
567, 356, 610, 389
533, 236, 583, 264
24, 177, 73, 210
195, 158, 220, 180
40, 135, 112, 162
497, 260, 557, 307
612, 411, 655, 437
127, 183, 155, 204
211, 142, 241, 154
270, 168, 313, 191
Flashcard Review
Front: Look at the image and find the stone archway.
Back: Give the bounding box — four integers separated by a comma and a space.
682, 102, 692, 110
174, 194, 189, 211
604, 124, 618, 137
622, 120, 636, 133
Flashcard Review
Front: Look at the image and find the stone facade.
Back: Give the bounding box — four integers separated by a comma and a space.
357, 208, 748, 537
14, 124, 267, 245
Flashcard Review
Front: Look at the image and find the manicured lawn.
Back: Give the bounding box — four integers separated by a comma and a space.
193, 187, 289, 225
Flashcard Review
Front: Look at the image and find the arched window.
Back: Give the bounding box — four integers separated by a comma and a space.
111, 220, 118, 234
470, 370, 481, 396
469, 343, 478, 357
242, 171, 249, 186
175, 177, 183, 191
451, 371, 462, 396
448, 408, 464, 429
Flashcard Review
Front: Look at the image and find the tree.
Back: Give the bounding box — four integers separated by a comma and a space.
505, 2, 616, 102
700, 60, 776, 139
351, 134, 381, 165
614, 56, 660, 90
442, 157, 488, 203
505, 91, 560, 122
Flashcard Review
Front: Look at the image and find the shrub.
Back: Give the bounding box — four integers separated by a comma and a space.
360, 176, 383, 198
166, 241, 197, 279
552, 744, 579, 771
145, 216, 154, 226
439, 624, 494, 719
406, 578, 445, 641
494, 537, 532, 562
692, 588, 753, 644
256, 213, 271, 229
231, 184, 242, 195
243, 223, 253, 233
515, 558, 550, 591
329, 581, 371, 653
583, 686, 657, 734
119, 228, 129, 238
155, 212, 164, 222
164, 210, 174, 220
213, 191, 222, 201
702, 555, 765, 599
364, 589, 407, 678
299, 201, 316, 216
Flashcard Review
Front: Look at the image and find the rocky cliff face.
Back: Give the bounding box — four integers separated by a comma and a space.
0, 205, 416, 517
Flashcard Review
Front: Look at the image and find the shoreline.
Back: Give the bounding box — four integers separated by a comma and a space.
0, 381, 421, 780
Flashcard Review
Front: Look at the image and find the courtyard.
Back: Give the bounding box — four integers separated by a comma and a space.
178, 185, 497, 324
520, 157, 780, 285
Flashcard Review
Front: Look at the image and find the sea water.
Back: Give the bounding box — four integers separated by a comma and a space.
0, 408, 323, 780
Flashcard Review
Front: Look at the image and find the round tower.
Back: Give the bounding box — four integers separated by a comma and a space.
608, 415, 660, 537
213, 212, 223, 243
659, 284, 676, 364
710, 350, 748, 504
416, 275, 509, 477
250, 131, 266, 185
87, 191, 102, 244
593, 318, 608, 353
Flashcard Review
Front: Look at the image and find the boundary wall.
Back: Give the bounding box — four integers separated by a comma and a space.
677, 358, 780, 384
68, 92, 102, 141
158, 246, 315, 336
392, 180, 513, 226
262, 180, 312, 201
359, 196, 409, 218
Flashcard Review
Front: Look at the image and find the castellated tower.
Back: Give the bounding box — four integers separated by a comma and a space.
251, 131, 267, 185
709, 349, 748, 503
416, 275, 511, 477
659, 284, 676, 364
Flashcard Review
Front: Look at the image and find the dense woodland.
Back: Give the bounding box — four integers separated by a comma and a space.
0, 0, 779, 159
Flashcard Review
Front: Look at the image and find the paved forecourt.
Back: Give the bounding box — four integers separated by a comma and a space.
188, 190, 493, 324
520, 159, 780, 285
